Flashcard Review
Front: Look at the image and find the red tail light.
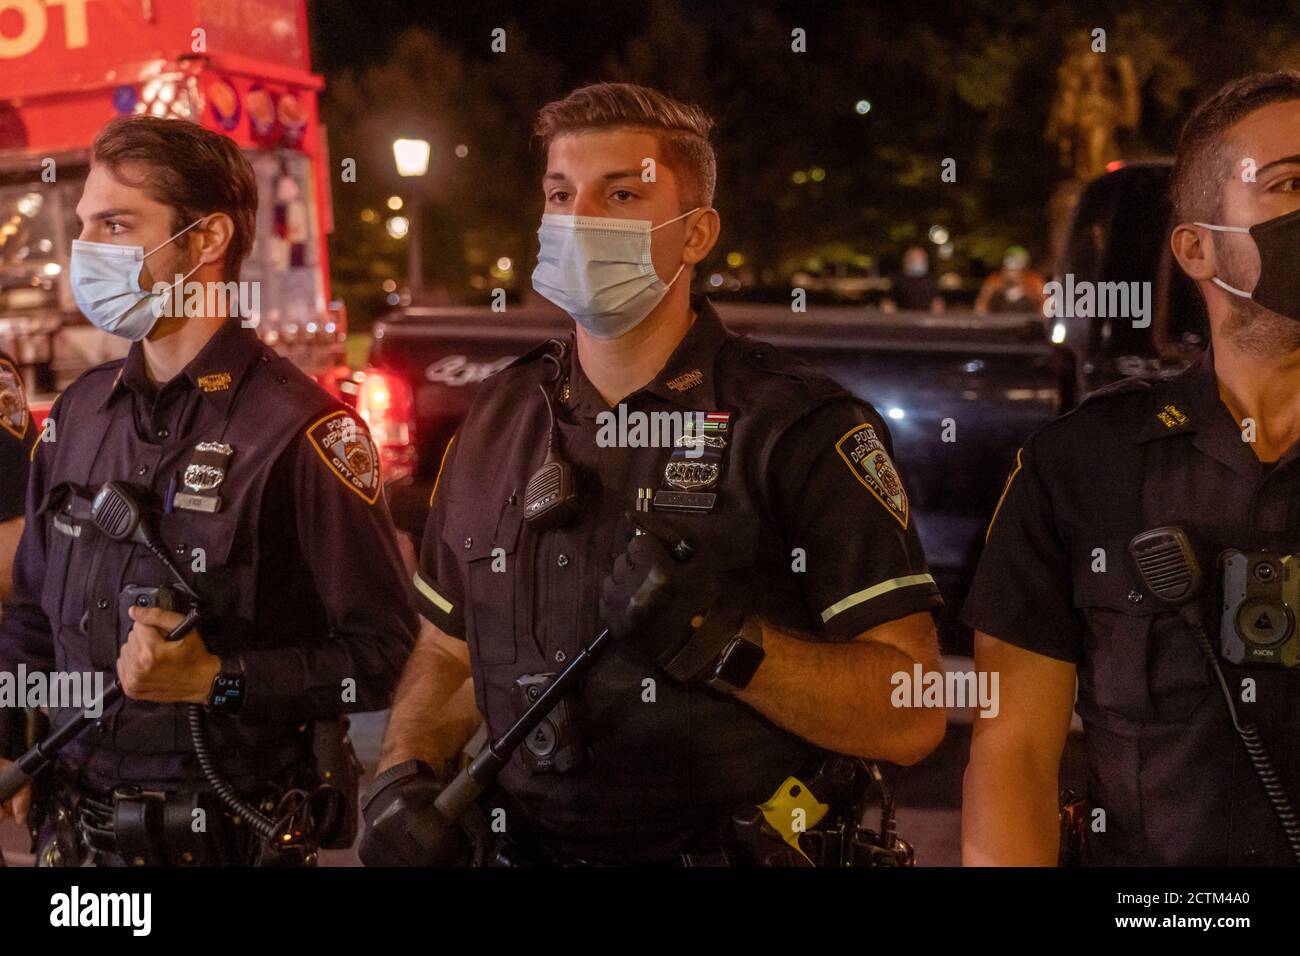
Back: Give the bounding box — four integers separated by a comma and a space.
356, 369, 415, 483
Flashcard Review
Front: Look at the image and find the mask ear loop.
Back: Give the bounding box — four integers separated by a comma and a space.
143, 215, 210, 259
142, 216, 213, 316
650, 207, 702, 290
1193, 222, 1254, 299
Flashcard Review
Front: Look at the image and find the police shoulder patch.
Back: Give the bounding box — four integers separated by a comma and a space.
306, 410, 381, 504
835, 422, 909, 528
0, 357, 29, 441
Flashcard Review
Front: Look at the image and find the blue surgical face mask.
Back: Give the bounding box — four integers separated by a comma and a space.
70, 217, 208, 341
531, 208, 699, 338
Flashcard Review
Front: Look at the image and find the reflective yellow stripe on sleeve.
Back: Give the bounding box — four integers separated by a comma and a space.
413, 570, 452, 615
820, 573, 936, 624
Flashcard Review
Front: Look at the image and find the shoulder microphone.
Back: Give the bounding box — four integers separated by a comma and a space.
523, 340, 580, 530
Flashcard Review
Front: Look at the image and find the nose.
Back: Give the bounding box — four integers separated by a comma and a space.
572, 190, 604, 219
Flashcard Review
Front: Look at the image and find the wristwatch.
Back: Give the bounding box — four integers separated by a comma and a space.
706, 618, 765, 692
207, 658, 246, 714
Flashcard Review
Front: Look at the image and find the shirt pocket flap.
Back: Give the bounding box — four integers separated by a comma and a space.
442, 496, 521, 562
1070, 541, 1154, 616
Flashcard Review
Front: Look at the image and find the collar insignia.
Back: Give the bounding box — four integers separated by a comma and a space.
198, 372, 232, 393
666, 369, 704, 392
1156, 403, 1189, 429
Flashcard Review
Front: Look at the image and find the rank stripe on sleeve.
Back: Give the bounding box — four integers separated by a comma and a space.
413, 570, 453, 615
820, 573, 937, 624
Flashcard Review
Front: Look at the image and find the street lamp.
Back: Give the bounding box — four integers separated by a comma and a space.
393, 138, 431, 293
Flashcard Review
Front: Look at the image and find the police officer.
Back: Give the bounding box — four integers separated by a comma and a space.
366, 83, 944, 866
963, 72, 1300, 866
0, 348, 36, 603
0, 115, 416, 866
0, 348, 36, 831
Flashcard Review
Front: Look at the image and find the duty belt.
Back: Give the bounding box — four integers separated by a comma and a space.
41, 770, 314, 867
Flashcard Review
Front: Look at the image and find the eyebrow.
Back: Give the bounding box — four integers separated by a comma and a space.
75, 208, 136, 224
542, 169, 647, 183
1255, 154, 1300, 176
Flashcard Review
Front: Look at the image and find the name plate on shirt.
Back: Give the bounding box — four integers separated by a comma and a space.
652, 490, 717, 513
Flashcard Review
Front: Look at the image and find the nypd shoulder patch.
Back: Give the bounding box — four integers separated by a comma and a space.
835, 423, 909, 528
0, 357, 29, 442
307, 410, 381, 504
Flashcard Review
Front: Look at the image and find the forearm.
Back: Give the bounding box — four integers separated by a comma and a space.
734, 621, 945, 763
237, 620, 416, 722
378, 626, 476, 774
962, 738, 1060, 866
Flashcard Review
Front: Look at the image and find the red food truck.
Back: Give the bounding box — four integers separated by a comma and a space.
0, 0, 345, 420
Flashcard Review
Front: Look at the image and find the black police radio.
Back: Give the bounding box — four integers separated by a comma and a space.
1220, 550, 1300, 668
523, 340, 580, 531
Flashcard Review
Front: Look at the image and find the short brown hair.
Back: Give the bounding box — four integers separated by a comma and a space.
534, 82, 716, 210
1170, 71, 1300, 224
91, 116, 258, 280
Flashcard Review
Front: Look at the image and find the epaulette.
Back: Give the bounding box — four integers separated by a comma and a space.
734, 335, 847, 403
1035, 373, 1161, 442
500, 337, 567, 374
1076, 374, 1157, 407
55, 357, 128, 409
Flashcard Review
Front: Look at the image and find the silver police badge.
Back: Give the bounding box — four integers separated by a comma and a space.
184, 442, 233, 492
664, 460, 720, 491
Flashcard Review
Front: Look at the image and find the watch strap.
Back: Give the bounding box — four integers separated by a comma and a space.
660, 609, 745, 683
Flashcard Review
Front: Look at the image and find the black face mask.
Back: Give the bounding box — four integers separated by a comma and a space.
1198, 207, 1300, 321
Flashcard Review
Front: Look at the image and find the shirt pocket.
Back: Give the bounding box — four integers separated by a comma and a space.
442, 495, 522, 665
42, 513, 84, 628
163, 512, 244, 629
1071, 545, 1211, 725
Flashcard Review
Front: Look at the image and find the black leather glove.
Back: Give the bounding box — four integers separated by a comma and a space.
599, 513, 743, 681
358, 759, 469, 867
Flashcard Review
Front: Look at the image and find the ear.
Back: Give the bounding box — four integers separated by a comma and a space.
682, 208, 720, 266
193, 213, 236, 272
1170, 222, 1217, 282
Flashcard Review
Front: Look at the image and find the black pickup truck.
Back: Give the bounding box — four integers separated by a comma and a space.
362, 161, 1203, 649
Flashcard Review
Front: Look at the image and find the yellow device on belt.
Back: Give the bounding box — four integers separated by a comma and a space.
757, 776, 830, 864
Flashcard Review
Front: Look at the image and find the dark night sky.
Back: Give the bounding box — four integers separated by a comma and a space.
307, 0, 743, 76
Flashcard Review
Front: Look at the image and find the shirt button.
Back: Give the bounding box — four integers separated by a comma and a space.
557, 553, 569, 567
463, 537, 473, 550
555, 650, 567, 663
1127, 590, 1144, 604
156, 427, 169, 440
96, 598, 109, 610
136, 465, 148, 476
